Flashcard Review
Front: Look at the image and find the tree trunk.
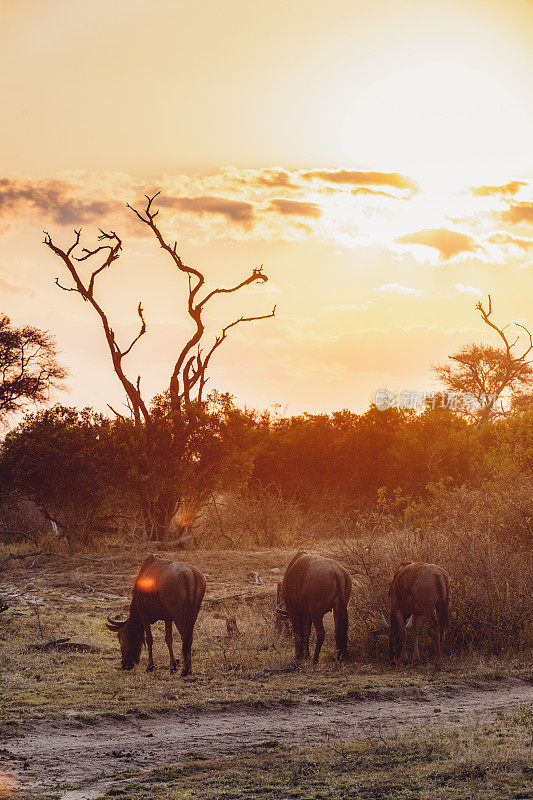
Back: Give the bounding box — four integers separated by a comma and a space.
142, 489, 180, 542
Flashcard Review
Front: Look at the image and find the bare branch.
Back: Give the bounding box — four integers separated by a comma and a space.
127, 196, 274, 408
121, 303, 147, 358
46, 229, 149, 425
198, 305, 276, 401
126, 192, 161, 224
67, 229, 82, 257
476, 294, 513, 357
54, 277, 78, 293
198, 266, 268, 309
107, 404, 127, 421
514, 322, 533, 361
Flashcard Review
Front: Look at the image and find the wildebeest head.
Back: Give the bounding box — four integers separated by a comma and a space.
105, 612, 144, 670
371, 612, 413, 662
275, 582, 289, 618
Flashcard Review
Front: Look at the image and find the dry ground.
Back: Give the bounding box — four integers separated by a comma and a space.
1, 543, 532, 799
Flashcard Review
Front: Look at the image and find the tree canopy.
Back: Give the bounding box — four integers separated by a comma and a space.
0, 314, 66, 419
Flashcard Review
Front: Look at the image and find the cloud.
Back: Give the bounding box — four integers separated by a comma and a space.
351, 187, 397, 198
471, 180, 526, 197
488, 231, 533, 251
0, 275, 36, 297
0, 178, 121, 225
158, 195, 255, 225
376, 283, 423, 296
256, 170, 300, 189
456, 283, 482, 296
302, 170, 418, 193
326, 303, 370, 311
397, 228, 476, 260
502, 202, 533, 225
268, 198, 322, 217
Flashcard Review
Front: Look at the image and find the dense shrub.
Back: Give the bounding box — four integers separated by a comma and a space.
343, 479, 533, 656
250, 407, 482, 508
196, 489, 357, 549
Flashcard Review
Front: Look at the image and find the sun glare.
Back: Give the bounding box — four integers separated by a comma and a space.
333, 7, 533, 192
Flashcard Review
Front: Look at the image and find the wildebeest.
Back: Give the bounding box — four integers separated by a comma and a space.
375, 561, 450, 667
105, 554, 206, 676
277, 551, 352, 663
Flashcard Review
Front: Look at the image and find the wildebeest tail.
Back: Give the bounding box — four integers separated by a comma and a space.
187, 567, 206, 617
334, 571, 350, 658
435, 571, 449, 633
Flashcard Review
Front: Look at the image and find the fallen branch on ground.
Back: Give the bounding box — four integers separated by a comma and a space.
254, 661, 300, 678
0, 551, 46, 570
203, 589, 276, 607
27, 637, 101, 653
0, 551, 112, 571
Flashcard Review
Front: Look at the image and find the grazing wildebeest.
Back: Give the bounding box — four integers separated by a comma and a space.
374, 561, 450, 668
105, 554, 206, 676
277, 551, 352, 663
274, 596, 292, 637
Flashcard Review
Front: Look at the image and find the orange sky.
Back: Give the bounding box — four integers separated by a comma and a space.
1, 0, 532, 416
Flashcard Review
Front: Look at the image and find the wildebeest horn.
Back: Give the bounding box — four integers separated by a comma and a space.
105, 612, 127, 631
380, 612, 390, 629
405, 615, 413, 630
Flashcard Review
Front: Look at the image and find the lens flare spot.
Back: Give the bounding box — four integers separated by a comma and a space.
0, 774, 17, 798
136, 577, 155, 591
178, 509, 194, 526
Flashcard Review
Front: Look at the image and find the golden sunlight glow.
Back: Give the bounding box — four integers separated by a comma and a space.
1, 0, 531, 178
0, 0, 531, 414
324, 3, 533, 192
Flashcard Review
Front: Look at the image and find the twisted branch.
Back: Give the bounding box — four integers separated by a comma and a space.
127, 194, 274, 408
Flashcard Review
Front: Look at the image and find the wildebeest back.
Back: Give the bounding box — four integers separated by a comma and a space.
132, 554, 206, 625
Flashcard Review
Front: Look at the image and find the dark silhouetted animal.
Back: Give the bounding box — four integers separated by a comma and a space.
277, 551, 352, 663
375, 561, 450, 667
105, 554, 206, 676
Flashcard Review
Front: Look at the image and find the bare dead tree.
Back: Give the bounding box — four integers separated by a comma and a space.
433, 294, 533, 424
45, 194, 274, 418
44, 193, 275, 538
475, 295, 533, 418
474, 295, 533, 422
126, 192, 275, 410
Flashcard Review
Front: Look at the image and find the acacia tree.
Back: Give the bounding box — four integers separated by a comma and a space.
433, 295, 533, 424
44, 192, 275, 539
0, 314, 66, 420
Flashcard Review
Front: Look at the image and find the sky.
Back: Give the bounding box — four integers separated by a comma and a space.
1, 0, 532, 417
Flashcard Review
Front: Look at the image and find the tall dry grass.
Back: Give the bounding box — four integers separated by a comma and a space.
342, 480, 533, 657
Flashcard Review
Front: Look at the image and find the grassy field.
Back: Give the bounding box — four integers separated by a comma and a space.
1, 543, 531, 732
1, 542, 532, 800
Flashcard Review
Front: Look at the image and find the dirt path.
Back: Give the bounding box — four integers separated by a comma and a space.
2, 679, 532, 800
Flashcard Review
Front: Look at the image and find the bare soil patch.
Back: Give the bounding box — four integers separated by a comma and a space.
2, 678, 531, 799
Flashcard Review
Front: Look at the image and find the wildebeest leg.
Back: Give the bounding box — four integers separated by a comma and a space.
431, 614, 442, 668
165, 620, 178, 673
145, 624, 154, 672
312, 614, 325, 664
180, 622, 194, 677
291, 614, 305, 662
411, 615, 423, 663
394, 610, 408, 665
333, 603, 349, 660
303, 615, 311, 660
